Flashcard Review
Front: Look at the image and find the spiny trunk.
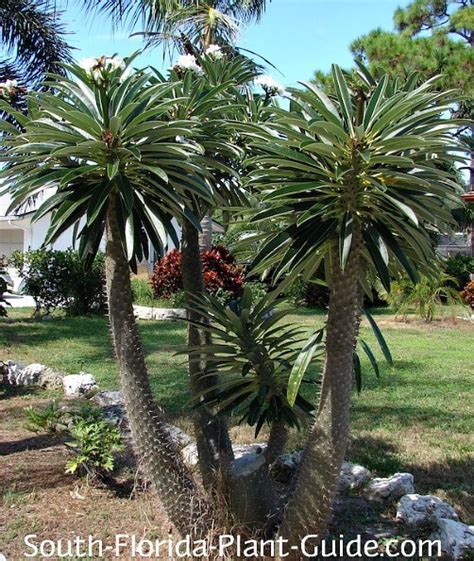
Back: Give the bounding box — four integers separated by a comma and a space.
264, 420, 288, 465
181, 219, 234, 489
104, 199, 213, 537
278, 227, 363, 555
199, 212, 213, 251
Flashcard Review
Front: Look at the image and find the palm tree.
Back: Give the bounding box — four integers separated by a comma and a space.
246, 65, 466, 551
0, 0, 71, 86
83, 0, 269, 54
80, 0, 270, 488
0, 55, 235, 537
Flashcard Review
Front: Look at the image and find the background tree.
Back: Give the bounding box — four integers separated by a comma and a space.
0, 0, 72, 86
351, 0, 473, 189
312, 0, 473, 255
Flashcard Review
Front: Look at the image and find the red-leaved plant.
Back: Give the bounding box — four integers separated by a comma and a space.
151, 245, 244, 300
460, 280, 474, 310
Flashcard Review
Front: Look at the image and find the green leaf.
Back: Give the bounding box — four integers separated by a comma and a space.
287, 329, 324, 407
360, 339, 380, 379
363, 308, 393, 366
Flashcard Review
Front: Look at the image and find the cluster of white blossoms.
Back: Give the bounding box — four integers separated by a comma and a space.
255, 75, 284, 96
0, 79, 19, 98
79, 55, 128, 84
204, 44, 224, 60
173, 54, 203, 75
172, 45, 225, 75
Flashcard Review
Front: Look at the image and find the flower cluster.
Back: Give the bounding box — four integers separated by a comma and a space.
205, 44, 224, 60
79, 55, 128, 85
173, 54, 203, 76
0, 79, 21, 100
255, 75, 284, 96
151, 245, 244, 300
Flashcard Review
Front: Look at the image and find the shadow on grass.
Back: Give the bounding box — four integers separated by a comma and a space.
349, 435, 474, 518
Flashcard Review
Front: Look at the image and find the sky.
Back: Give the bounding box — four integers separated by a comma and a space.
58, 0, 409, 88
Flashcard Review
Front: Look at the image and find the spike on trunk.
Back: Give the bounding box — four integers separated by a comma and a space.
277, 226, 363, 556
104, 198, 213, 537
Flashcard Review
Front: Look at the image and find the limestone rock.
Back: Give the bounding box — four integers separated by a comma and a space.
92, 390, 124, 407
38, 368, 64, 390
270, 451, 302, 484
182, 442, 266, 467
133, 305, 186, 321
63, 373, 99, 398
396, 494, 459, 528
430, 519, 474, 560
337, 462, 372, 493
365, 473, 415, 502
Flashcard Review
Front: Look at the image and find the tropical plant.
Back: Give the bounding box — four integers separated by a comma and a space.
0, 0, 72, 118
82, 0, 269, 54
130, 277, 155, 306
24, 400, 67, 433
444, 254, 474, 290
151, 245, 244, 301
65, 417, 123, 478
244, 64, 466, 548
185, 286, 321, 524
384, 272, 464, 322
1, 54, 231, 536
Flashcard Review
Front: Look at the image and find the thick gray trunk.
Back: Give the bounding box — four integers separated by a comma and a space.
104, 199, 213, 537
264, 420, 288, 465
181, 219, 234, 489
278, 228, 363, 555
199, 212, 213, 251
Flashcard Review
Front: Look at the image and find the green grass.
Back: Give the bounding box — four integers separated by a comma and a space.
1, 306, 473, 517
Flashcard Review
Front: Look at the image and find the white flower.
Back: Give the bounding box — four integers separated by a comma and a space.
79, 55, 128, 84
255, 75, 284, 96
173, 54, 203, 75
205, 45, 224, 59
79, 57, 97, 73
0, 79, 18, 91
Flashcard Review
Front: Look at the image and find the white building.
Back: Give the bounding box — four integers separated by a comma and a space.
1, 189, 223, 290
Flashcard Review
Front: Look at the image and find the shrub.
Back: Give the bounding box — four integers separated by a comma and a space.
25, 401, 123, 479
444, 254, 474, 290
24, 401, 67, 433
131, 277, 155, 306
10, 249, 106, 316
460, 281, 474, 310
151, 245, 244, 302
65, 418, 123, 478
384, 273, 463, 322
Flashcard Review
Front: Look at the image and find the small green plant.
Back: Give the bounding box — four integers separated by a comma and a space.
24, 401, 67, 433
245, 281, 267, 302
385, 273, 464, 322
65, 418, 123, 478
131, 277, 155, 306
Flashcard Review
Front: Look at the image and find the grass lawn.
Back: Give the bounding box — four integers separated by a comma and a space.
1, 306, 473, 520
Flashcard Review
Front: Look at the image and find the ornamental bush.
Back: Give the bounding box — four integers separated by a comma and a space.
444, 254, 474, 290
460, 280, 474, 310
151, 245, 244, 301
10, 249, 106, 316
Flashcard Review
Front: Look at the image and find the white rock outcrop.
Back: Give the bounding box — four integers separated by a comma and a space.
133, 305, 186, 321
396, 494, 459, 528
430, 519, 474, 560
63, 373, 99, 398
365, 473, 415, 502
337, 462, 372, 493
182, 442, 266, 467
